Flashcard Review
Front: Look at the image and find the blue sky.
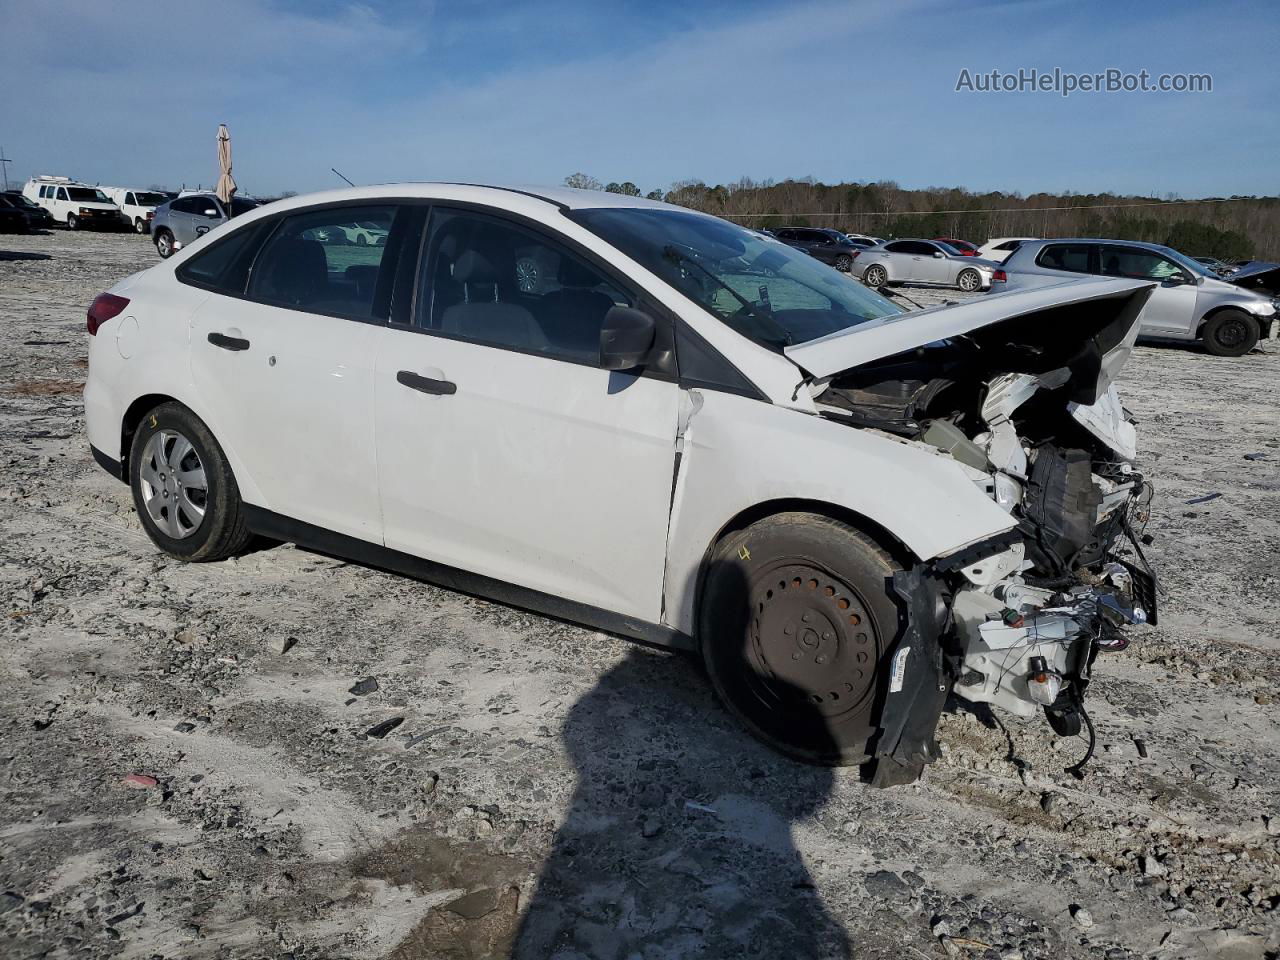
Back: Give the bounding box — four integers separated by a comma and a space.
3, 0, 1276, 198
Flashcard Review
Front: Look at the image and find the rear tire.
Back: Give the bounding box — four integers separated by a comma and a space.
863, 264, 888, 288
1201, 310, 1258, 357
129, 402, 252, 562
700, 513, 903, 765
154, 229, 174, 258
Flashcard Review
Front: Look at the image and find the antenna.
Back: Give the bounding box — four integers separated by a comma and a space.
0, 146, 12, 192
331, 167, 355, 187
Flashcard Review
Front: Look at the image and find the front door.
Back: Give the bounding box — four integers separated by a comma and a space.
374, 206, 680, 621
1100, 245, 1200, 335
188, 202, 403, 541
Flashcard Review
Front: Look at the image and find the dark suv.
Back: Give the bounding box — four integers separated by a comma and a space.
772, 227, 862, 271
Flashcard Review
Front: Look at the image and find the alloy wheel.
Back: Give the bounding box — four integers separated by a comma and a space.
139, 430, 208, 539
958, 270, 980, 291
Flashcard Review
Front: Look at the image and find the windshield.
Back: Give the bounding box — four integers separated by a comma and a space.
68, 187, 110, 203
572, 208, 902, 350
134, 191, 166, 205
934, 240, 963, 256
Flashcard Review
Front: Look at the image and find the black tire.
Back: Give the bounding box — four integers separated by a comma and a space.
863, 264, 888, 288
128, 402, 252, 562
356, 233, 368, 246
700, 512, 903, 765
66, 213, 79, 231
834, 254, 853, 272
134, 217, 149, 234
1201, 310, 1259, 357
956, 268, 982, 292
154, 229, 174, 259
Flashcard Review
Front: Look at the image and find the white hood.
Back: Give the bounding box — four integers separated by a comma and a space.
785, 276, 1155, 385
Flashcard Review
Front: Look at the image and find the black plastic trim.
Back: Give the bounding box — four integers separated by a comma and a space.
91, 443, 124, 482
242, 505, 696, 652
932, 528, 1023, 573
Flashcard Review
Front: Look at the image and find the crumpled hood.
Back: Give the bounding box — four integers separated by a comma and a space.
785, 277, 1155, 401
1223, 261, 1280, 295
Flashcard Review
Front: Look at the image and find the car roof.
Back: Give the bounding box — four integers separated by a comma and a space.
1019, 238, 1171, 251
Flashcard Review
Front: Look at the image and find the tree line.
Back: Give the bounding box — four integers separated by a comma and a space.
563, 173, 1279, 261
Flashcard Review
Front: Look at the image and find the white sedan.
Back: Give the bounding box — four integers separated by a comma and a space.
853, 238, 999, 291
83, 184, 1156, 783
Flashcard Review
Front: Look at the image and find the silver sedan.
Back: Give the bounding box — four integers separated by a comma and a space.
853, 239, 998, 292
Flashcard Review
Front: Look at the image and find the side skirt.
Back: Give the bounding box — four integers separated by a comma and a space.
242, 505, 696, 654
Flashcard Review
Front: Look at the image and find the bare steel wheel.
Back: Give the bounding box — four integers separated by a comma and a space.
864, 264, 887, 288
700, 513, 903, 765
139, 430, 208, 539
957, 268, 981, 292
1201, 309, 1258, 357
129, 402, 252, 561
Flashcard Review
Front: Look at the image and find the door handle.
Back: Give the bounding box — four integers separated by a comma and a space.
397, 370, 457, 395
208, 332, 250, 351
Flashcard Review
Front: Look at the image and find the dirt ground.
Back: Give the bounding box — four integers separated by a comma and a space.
1, 228, 1277, 960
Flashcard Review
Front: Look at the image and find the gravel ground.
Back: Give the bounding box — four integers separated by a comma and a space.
1, 228, 1277, 960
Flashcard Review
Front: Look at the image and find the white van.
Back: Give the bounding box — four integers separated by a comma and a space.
102, 187, 170, 234
22, 176, 122, 231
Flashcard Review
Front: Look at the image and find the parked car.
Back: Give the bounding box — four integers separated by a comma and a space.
976, 237, 1037, 263
844, 233, 884, 249
103, 187, 170, 234
1191, 256, 1237, 276
993, 239, 1277, 356
2, 191, 56, 229
84, 183, 1156, 782
150, 193, 261, 258
0, 199, 28, 233
772, 226, 863, 271
933, 237, 979, 256
853, 238, 997, 291
22, 176, 121, 230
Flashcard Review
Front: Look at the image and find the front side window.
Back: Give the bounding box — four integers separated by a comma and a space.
135, 192, 167, 206
417, 208, 632, 363
247, 204, 398, 318
1037, 243, 1093, 274
67, 187, 108, 203
57, 188, 68, 201
572, 207, 901, 351
1100, 247, 1187, 281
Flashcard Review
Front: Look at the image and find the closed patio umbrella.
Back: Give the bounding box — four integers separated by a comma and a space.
215, 124, 236, 218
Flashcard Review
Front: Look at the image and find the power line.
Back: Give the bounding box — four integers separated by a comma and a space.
729, 196, 1271, 218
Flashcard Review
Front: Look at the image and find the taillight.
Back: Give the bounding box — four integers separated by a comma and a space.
851, 250, 860, 259
992, 269, 1007, 283
87, 292, 129, 335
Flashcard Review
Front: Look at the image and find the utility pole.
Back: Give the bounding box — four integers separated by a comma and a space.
0, 146, 11, 192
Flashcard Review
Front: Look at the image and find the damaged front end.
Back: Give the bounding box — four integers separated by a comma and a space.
798, 281, 1160, 782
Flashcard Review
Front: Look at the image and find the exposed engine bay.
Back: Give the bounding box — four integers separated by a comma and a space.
808, 293, 1159, 781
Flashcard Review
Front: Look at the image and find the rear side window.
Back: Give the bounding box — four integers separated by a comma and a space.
177, 220, 271, 295
246, 205, 399, 319
1036, 243, 1092, 273
416, 208, 632, 364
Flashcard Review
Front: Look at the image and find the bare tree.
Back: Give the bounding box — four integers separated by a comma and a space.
564, 173, 602, 191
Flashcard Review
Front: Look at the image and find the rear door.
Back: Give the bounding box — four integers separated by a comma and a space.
373, 205, 680, 621
187, 202, 404, 540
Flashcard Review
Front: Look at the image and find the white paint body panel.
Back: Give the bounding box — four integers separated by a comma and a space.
374, 328, 679, 620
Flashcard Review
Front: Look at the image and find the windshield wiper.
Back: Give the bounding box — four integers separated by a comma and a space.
662, 245, 793, 347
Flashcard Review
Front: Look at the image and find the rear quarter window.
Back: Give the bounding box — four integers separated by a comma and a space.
176, 220, 273, 296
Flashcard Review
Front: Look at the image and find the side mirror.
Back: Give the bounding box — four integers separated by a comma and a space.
203, 208, 219, 217
933, 251, 945, 259
599, 306, 656, 371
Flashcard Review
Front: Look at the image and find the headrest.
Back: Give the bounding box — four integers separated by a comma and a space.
453, 249, 497, 284
558, 256, 600, 288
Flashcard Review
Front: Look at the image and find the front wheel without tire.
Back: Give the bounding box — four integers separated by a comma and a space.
1201, 310, 1258, 357
700, 513, 903, 765
129, 403, 252, 561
